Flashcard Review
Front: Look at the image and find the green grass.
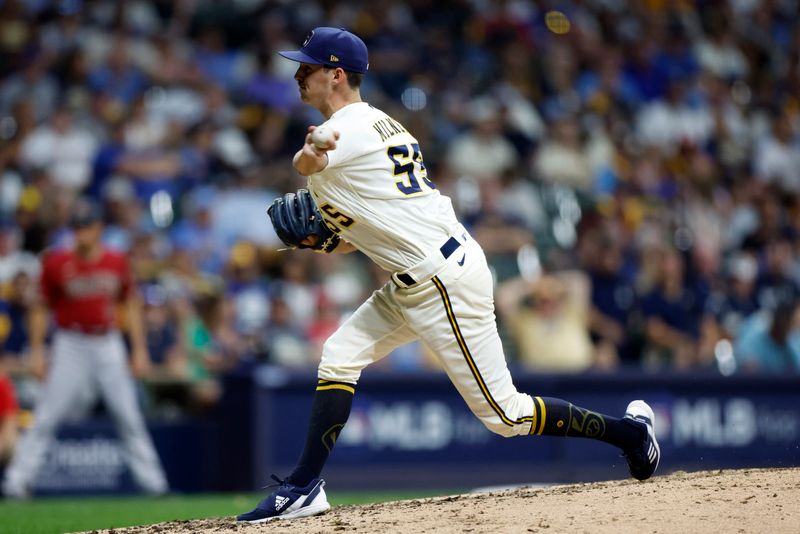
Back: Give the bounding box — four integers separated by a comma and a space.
0, 490, 451, 534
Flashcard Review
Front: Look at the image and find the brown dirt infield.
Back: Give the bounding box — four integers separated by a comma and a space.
91, 467, 799, 534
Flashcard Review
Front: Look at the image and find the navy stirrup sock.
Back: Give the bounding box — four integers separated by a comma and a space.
287, 380, 355, 487
534, 396, 643, 450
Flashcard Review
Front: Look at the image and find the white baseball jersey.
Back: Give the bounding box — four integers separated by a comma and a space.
308, 102, 460, 272
311, 102, 541, 439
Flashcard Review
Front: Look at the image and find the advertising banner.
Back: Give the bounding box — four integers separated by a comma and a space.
29, 420, 216, 495
253, 369, 800, 489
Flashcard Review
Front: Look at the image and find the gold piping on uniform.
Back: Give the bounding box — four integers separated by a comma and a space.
432, 276, 534, 428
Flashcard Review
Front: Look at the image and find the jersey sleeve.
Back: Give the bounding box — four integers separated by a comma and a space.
323, 120, 364, 169
39, 253, 58, 305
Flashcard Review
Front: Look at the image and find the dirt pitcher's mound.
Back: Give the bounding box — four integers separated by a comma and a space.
97, 468, 799, 534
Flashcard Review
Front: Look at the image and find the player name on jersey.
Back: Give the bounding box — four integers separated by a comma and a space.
65, 272, 121, 298
372, 117, 407, 142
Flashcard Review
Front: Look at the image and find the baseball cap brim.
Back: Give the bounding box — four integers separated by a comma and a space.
70, 214, 102, 227
70, 202, 103, 227
278, 50, 325, 66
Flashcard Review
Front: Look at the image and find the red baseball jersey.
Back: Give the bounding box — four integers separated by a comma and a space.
0, 374, 17, 417
40, 248, 134, 331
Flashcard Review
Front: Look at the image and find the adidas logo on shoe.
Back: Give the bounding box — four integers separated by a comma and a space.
275, 495, 290, 511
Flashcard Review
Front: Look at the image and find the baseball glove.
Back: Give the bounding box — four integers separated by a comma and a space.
268, 189, 340, 253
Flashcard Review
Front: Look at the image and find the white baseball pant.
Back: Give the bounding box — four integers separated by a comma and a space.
2, 330, 168, 496
318, 232, 540, 437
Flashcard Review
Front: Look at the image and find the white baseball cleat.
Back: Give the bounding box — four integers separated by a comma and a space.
622, 400, 660, 481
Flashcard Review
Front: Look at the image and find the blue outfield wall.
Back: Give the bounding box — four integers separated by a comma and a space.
13, 369, 800, 495
252, 368, 800, 490
26, 419, 219, 496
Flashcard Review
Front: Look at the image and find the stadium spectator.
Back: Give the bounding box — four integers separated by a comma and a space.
182, 290, 243, 411
138, 282, 192, 417
0, 269, 39, 416
482, 169, 548, 236
534, 113, 593, 192
141, 283, 184, 379
0, 223, 40, 286
192, 27, 254, 92
695, 22, 749, 80
636, 76, 713, 153
100, 176, 146, 253
753, 112, 800, 193
700, 252, 761, 363
754, 237, 800, 311
224, 241, 270, 355
639, 247, 707, 369
305, 291, 342, 363
123, 94, 168, 151
0, 270, 35, 366
580, 228, 640, 366
18, 107, 99, 190
734, 301, 800, 373
278, 253, 320, 330
114, 119, 210, 203
577, 46, 643, 112
446, 97, 518, 182
87, 35, 149, 106
170, 187, 226, 275
469, 212, 536, 282
0, 52, 58, 122
244, 52, 304, 114
496, 271, 597, 372
260, 292, 312, 368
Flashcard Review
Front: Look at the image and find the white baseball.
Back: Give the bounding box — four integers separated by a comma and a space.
310, 126, 335, 148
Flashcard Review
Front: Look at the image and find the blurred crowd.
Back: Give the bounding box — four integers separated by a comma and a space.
1, 0, 800, 429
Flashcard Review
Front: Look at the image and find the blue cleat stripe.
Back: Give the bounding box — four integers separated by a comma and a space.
302, 480, 324, 508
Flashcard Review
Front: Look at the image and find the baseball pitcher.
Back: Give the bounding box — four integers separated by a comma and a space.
238, 27, 659, 523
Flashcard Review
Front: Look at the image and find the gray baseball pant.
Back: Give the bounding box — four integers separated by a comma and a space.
2, 330, 168, 496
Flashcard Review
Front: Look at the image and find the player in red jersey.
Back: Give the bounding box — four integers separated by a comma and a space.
1, 201, 168, 498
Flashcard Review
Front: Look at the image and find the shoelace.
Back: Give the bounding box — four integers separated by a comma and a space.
260, 474, 290, 490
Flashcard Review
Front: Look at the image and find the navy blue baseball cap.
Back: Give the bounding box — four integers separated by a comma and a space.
279, 27, 369, 74
70, 199, 103, 227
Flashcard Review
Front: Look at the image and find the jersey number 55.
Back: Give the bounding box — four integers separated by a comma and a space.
387, 143, 436, 196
